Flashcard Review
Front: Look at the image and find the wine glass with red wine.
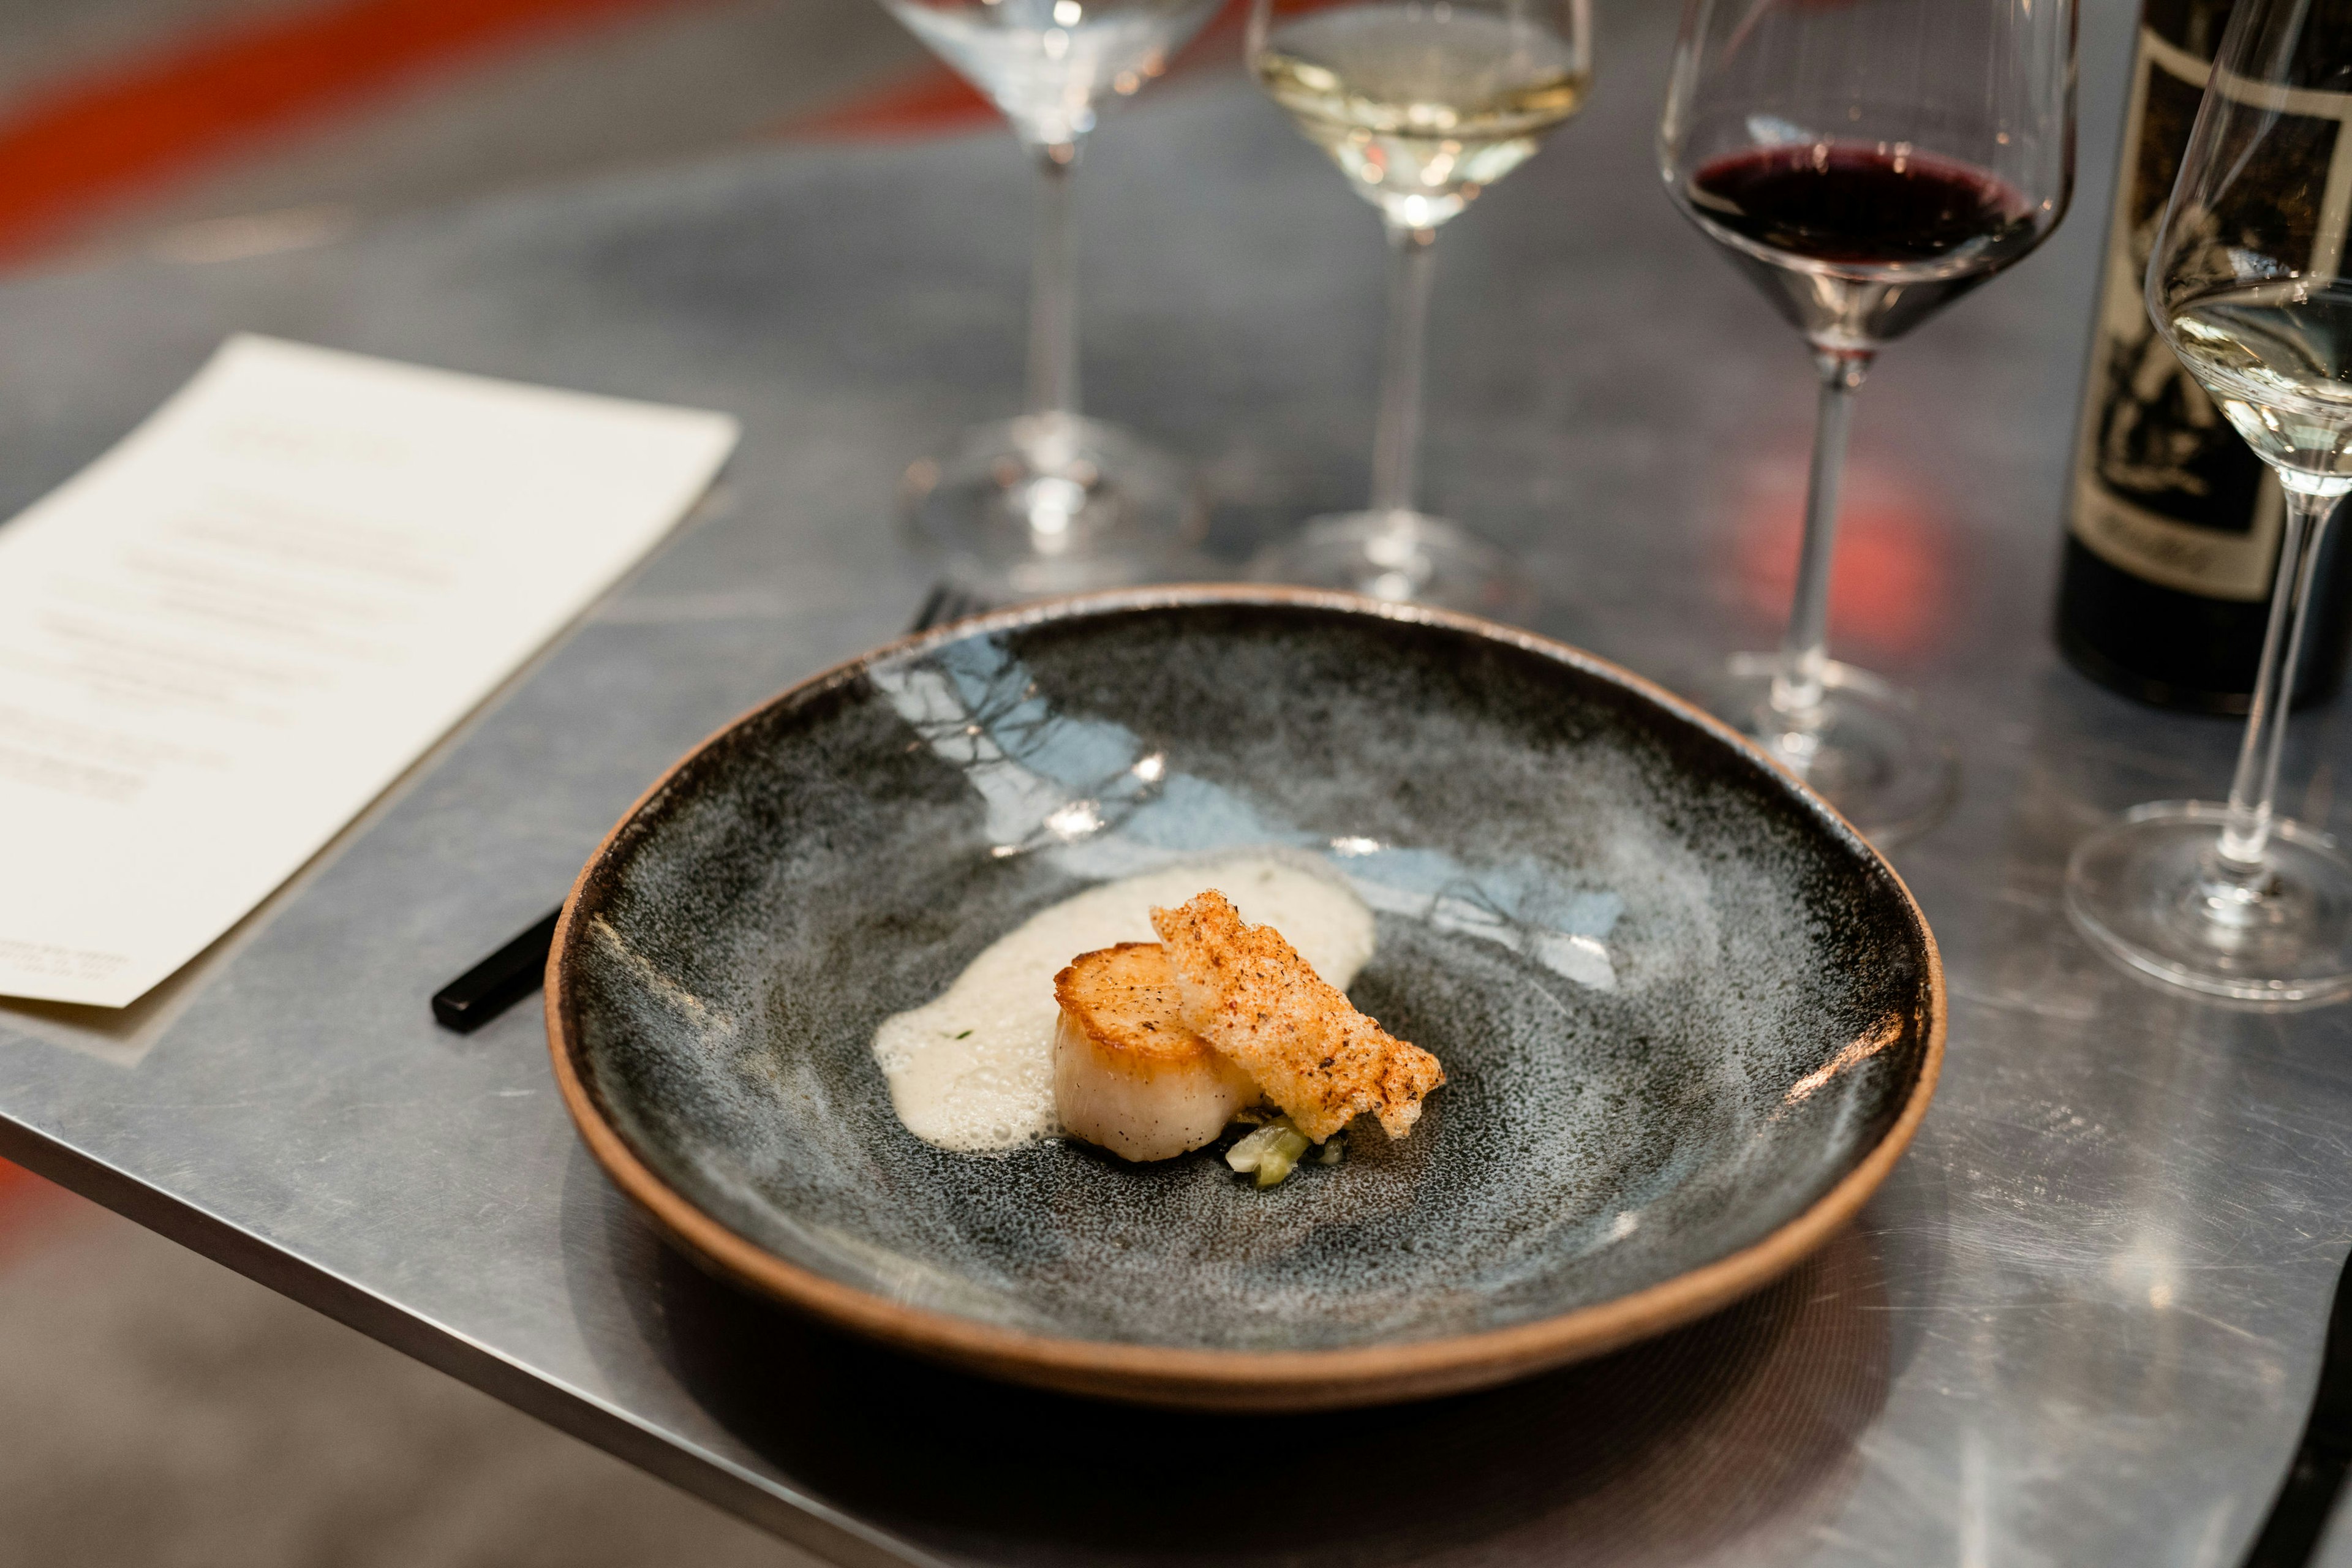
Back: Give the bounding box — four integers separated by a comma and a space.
1659, 0, 2076, 843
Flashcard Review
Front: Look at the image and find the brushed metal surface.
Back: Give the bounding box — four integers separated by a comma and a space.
3, 0, 2344, 1561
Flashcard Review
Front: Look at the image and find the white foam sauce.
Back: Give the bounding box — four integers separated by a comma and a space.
872, 854, 1376, 1153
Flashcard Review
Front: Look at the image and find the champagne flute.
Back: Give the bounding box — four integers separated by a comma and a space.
880, 0, 1220, 596
1659, 0, 2077, 844
2066, 0, 2352, 1005
1245, 0, 1593, 611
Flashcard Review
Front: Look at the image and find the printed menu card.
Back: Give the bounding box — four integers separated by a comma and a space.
0, 334, 741, 1008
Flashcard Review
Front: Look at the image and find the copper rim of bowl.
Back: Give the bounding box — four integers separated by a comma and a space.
544, 583, 1947, 1411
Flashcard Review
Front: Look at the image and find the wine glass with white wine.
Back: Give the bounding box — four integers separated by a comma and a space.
880, 0, 1222, 596
2066, 0, 2352, 1003
1245, 0, 1592, 611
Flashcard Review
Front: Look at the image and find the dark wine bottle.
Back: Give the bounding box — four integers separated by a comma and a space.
2054, 0, 2352, 714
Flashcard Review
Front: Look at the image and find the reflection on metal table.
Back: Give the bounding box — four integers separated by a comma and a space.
1, 1, 2346, 1563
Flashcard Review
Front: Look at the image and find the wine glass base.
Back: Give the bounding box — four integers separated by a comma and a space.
1695, 654, 1958, 846
900, 412, 1204, 598
2064, 801, 2352, 1006
1251, 512, 1524, 616
1248, 510, 1532, 617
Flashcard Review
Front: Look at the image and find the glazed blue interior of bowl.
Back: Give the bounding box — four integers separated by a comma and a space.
562, 598, 1934, 1352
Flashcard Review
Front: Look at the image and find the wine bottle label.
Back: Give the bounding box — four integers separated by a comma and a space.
2068, 26, 2289, 600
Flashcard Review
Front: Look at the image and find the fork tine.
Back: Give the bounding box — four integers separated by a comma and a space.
910, 583, 952, 633
910, 584, 995, 634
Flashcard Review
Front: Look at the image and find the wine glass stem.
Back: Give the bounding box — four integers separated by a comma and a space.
1368, 219, 1439, 519
1770, 350, 1874, 719
2217, 484, 2342, 870
1027, 143, 1081, 420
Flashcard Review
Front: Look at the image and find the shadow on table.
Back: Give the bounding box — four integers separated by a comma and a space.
606, 1196, 1897, 1568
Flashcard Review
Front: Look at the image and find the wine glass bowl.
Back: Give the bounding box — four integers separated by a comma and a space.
2066, 0, 2352, 1005
1658, 0, 2076, 845
1676, 142, 2054, 350
1252, 2, 1589, 230
2162, 283, 2352, 488
1245, 0, 1592, 612
878, 0, 1221, 596
878, 0, 1203, 148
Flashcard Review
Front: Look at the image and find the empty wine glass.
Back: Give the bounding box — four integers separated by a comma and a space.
880, 0, 1220, 595
1245, 0, 1593, 611
2065, 0, 2352, 1005
1659, 0, 2076, 843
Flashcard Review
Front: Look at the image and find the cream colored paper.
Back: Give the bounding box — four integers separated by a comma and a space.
0, 334, 740, 1008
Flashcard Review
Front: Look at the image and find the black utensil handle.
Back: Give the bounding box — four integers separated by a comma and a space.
2241, 1449, 2352, 1567
2241, 1248, 2352, 1567
431, 907, 562, 1033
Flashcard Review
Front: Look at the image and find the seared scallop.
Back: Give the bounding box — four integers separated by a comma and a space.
1052, 942, 1261, 1161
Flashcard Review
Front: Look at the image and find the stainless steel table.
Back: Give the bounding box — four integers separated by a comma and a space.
1, 2, 2339, 1562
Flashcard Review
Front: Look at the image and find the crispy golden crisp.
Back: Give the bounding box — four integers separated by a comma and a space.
1150, 889, 1444, 1142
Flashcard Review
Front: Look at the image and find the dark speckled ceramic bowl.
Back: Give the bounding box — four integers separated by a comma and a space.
547, 587, 1942, 1410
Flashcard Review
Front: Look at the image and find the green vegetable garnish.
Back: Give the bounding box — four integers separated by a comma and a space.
1226, 1117, 1315, 1188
